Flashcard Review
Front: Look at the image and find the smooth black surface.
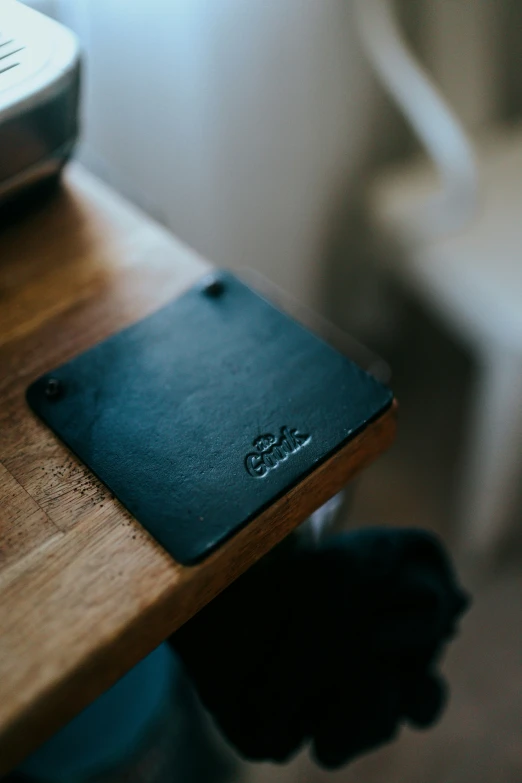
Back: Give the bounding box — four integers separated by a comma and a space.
27, 273, 393, 564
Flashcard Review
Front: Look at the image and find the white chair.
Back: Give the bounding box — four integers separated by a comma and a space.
367, 123, 522, 556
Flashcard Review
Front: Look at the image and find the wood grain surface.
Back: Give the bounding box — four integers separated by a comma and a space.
0, 165, 397, 773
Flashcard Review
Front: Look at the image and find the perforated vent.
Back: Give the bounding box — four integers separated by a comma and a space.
0, 32, 25, 77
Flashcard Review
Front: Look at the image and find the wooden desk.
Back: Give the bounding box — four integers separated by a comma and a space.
0, 166, 396, 773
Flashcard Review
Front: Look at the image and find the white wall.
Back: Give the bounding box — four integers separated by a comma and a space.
53, 0, 379, 308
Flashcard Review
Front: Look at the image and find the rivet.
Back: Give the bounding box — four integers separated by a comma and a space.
44, 378, 63, 400
201, 275, 225, 298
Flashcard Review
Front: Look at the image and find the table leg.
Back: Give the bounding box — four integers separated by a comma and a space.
459, 348, 522, 557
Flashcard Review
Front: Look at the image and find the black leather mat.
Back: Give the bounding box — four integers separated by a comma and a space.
27, 273, 393, 564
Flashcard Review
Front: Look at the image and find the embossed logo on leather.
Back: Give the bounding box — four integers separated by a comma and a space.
245, 427, 311, 478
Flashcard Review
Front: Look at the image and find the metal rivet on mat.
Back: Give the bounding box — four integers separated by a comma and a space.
44, 378, 63, 400
201, 275, 225, 298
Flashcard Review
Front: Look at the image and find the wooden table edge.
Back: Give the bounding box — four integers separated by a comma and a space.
0, 401, 397, 773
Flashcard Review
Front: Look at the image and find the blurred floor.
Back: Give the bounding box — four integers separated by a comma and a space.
235, 299, 522, 782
